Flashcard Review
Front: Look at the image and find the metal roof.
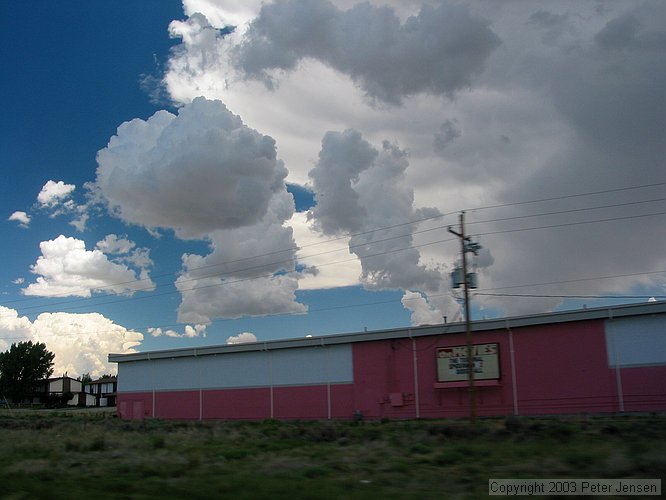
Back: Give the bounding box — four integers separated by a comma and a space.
109, 300, 666, 363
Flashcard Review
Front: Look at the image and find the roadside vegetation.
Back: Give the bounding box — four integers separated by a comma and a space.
0, 411, 664, 499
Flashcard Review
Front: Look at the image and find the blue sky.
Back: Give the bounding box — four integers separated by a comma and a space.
2, 1, 665, 377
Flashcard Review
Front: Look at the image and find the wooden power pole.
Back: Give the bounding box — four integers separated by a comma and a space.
448, 211, 477, 422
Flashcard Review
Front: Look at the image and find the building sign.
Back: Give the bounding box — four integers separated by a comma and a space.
436, 343, 500, 382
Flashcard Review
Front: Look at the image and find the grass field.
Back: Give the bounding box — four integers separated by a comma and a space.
0, 411, 664, 499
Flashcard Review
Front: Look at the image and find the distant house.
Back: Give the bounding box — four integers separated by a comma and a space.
34, 376, 93, 406
84, 376, 117, 407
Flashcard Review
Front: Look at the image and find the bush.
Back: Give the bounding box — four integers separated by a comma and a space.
504, 416, 522, 433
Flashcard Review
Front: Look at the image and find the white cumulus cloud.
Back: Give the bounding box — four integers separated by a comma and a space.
182, 0, 263, 29
148, 324, 207, 339
401, 290, 444, 326
0, 306, 142, 377
23, 235, 155, 298
8, 211, 31, 228
226, 331, 257, 344
35, 180, 90, 231
94, 97, 289, 239
37, 180, 76, 208
96, 234, 136, 255
96, 234, 154, 271
0, 306, 33, 353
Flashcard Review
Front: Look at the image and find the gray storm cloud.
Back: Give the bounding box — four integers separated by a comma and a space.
434, 119, 462, 153
307, 129, 375, 234
176, 190, 306, 323
308, 129, 443, 293
94, 97, 288, 239
94, 96, 307, 322
459, 2, 666, 315
233, 0, 501, 104
106, 1, 666, 326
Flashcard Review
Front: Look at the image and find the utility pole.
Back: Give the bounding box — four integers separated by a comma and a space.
448, 211, 479, 423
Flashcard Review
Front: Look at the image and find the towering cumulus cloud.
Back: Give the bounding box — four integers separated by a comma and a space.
95, 1, 666, 327
176, 190, 306, 323
308, 129, 443, 293
94, 97, 305, 323
0, 306, 142, 377
234, 0, 500, 103
95, 97, 288, 239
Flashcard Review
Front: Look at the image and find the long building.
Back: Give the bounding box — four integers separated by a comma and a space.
109, 301, 666, 420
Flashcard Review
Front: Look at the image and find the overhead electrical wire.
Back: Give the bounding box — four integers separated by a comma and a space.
472, 210, 666, 237
5, 180, 666, 306
0, 234, 460, 316
2, 181, 665, 319
0, 214, 460, 307
5, 201, 665, 318
476, 292, 666, 300
7, 197, 666, 310
475, 269, 666, 293
466, 197, 666, 227
464, 180, 666, 212
3, 207, 665, 318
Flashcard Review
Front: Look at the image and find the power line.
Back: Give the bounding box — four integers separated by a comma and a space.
474, 210, 666, 237
4, 183, 666, 317
467, 197, 666, 226
0, 235, 459, 317
2, 216, 459, 308
476, 292, 666, 300
8, 199, 665, 312
466, 180, 666, 212
3, 208, 665, 318
7, 181, 666, 305
476, 269, 666, 292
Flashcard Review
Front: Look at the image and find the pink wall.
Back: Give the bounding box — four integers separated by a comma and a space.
117, 384, 356, 420
203, 387, 270, 420
511, 320, 618, 414
117, 392, 152, 420
350, 320, 625, 419
619, 366, 666, 412
274, 386, 327, 419
352, 333, 515, 419
117, 317, 666, 420
156, 390, 200, 420
420, 331, 513, 418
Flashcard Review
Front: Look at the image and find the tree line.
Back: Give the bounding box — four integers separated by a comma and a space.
0, 341, 55, 403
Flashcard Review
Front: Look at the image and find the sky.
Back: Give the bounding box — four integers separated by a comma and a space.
1, 0, 665, 378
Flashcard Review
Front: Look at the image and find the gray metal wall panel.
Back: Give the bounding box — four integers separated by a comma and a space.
606, 314, 666, 367
117, 361, 152, 392
198, 351, 270, 389
118, 344, 353, 392
270, 345, 353, 385
150, 357, 205, 390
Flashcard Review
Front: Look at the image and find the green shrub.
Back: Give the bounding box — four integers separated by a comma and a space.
152, 435, 166, 449
88, 436, 106, 452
